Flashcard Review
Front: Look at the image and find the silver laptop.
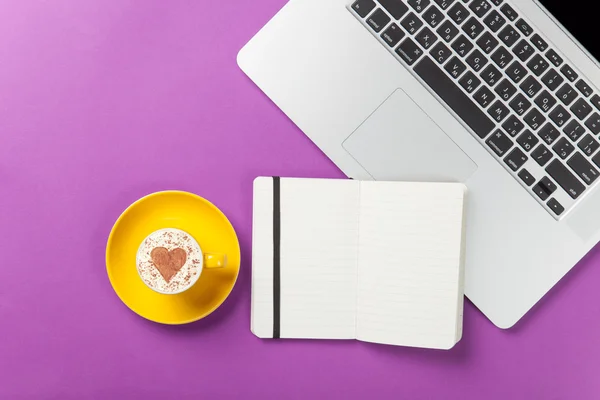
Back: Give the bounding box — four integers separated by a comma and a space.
238, 0, 600, 328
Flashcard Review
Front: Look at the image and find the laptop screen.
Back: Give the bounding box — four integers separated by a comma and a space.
538, 0, 599, 64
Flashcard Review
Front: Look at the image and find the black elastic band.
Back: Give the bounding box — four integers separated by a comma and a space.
272, 176, 281, 339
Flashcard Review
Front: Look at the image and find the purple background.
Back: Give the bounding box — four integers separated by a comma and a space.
1, 1, 599, 398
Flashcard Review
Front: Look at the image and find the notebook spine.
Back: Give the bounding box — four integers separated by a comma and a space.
272, 177, 281, 339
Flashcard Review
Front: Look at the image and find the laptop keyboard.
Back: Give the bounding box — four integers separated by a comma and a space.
350, 0, 600, 219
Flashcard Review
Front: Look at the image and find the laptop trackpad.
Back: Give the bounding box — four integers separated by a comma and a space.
343, 89, 477, 182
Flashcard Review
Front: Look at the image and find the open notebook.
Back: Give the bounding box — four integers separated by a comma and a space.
251, 177, 467, 350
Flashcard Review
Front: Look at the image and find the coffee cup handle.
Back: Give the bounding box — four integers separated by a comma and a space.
203, 253, 227, 269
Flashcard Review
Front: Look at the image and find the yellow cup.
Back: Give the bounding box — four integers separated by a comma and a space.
135, 228, 228, 295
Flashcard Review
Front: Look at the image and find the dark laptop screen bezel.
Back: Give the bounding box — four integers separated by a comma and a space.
537, 0, 600, 65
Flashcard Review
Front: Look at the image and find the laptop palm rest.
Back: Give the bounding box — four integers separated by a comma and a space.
342, 89, 478, 183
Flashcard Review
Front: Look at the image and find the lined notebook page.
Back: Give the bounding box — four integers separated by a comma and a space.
251, 177, 360, 339
355, 182, 466, 349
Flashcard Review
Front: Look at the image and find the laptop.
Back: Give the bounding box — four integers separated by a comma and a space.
238, 0, 600, 328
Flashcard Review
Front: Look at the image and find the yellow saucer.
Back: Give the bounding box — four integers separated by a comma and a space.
106, 191, 240, 324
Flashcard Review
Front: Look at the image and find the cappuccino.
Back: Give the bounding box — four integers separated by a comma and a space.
136, 228, 203, 294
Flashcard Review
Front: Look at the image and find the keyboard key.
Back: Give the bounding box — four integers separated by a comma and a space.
534, 90, 557, 113
414, 56, 496, 138
506, 61, 527, 83
515, 18, 533, 37
437, 20, 459, 42
395, 38, 424, 65
498, 25, 521, 47
531, 33, 548, 52
549, 105, 570, 127
401, 12, 424, 34
486, 129, 513, 156
462, 17, 484, 39
561, 64, 578, 82
469, 0, 491, 17
578, 134, 600, 157
367, 9, 391, 32
541, 69, 564, 91
593, 152, 600, 169
433, 0, 456, 10
557, 83, 578, 106
416, 27, 438, 49
524, 108, 545, 130
474, 86, 496, 108
483, 10, 506, 32
585, 112, 600, 135
488, 100, 510, 122
570, 98, 592, 120
569, 152, 599, 184
444, 56, 466, 78
491, 46, 513, 69
500, 4, 518, 22
423, 5, 445, 27
459, 71, 481, 93
538, 123, 560, 145
466, 49, 488, 72
545, 49, 563, 67
532, 144, 552, 166
575, 80, 593, 97
477, 32, 499, 54
452, 35, 474, 57
430, 42, 452, 64
517, 129, 539, 151
378, 0, 410, 19
502, 115, 525, 137
509, 93, 531, 115
352, 0, 376, 18
490, 0, 503, 5
547, 198, 564, 216
533, 182, 551, 201
408, 0, 430, 13
540, 176, 558, 194
519, 168, 536, 186
505, 148, 528, 171
513, 39, 535, 62
590, 94, 600, 111
564, 120, 585, 142
481, 64, 501, 86
381, 23, 406, 47
553, 137, 575, 159
447, 3, 469, 25
527, 54, 549, 77
495, 79, 516, 101
546, 159, 585, 199
520, 76, 542, 98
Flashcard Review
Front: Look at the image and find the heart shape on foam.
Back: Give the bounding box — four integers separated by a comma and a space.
150, 247, 188, 283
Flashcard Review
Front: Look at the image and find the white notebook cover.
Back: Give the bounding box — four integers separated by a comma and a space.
251, 177, 467, 350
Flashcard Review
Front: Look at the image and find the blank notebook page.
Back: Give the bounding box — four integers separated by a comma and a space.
251, 177, 360, 339
355, 182, 466, 349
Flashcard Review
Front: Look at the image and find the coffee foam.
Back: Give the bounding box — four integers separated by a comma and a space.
136, 228, 202, 294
